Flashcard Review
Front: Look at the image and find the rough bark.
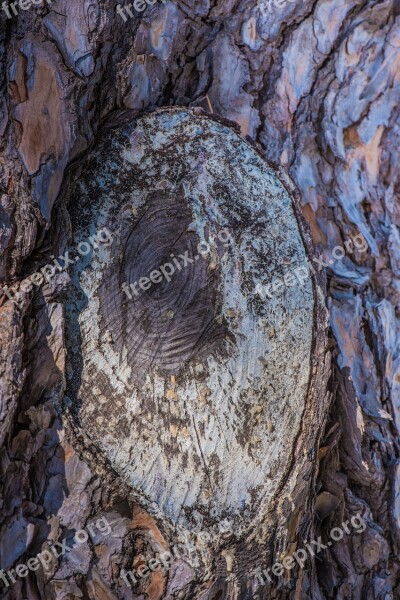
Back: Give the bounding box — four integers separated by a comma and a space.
0, 0, 399, 599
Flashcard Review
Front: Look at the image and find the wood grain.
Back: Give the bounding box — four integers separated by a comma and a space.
63, 108, 316, 537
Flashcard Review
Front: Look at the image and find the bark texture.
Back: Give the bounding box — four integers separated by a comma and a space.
0, 0, 399, 599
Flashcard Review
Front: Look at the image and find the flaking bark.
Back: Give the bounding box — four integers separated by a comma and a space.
0, 0, 399, 599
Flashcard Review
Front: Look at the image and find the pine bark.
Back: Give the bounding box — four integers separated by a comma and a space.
0, 0, 399, 599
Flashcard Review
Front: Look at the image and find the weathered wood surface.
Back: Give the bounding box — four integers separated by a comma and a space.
62, 107, 318, 535
0, 0, 399, 599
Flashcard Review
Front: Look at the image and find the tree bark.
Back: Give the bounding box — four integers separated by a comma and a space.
0, 0, 399, 599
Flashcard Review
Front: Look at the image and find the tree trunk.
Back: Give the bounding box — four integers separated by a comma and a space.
0, 1, 399, 599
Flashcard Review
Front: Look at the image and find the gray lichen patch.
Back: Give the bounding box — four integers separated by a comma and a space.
63, 108, 314, 534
